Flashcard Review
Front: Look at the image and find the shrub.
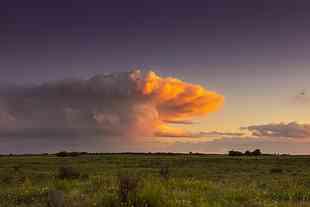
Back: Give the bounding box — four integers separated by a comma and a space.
1, 173, 13, 184
57, 166, 80, 179
159, 166, 169, 180
12, 165, 21, 172
47, 190, 64, 207
270, 168, 283, 174
118, 174, 139, 204
80, 173, 89, 180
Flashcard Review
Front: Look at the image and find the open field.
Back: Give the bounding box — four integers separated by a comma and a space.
1, 154, 310, 207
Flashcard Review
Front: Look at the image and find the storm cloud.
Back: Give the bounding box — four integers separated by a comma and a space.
0, 70, 224, 140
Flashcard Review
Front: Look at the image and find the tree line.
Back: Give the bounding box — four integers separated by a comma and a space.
228, 149, 262, 156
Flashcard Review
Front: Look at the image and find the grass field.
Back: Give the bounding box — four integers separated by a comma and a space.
1, 154, 310, 207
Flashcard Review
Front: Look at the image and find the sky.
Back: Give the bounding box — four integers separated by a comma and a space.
1, 0, 310, 154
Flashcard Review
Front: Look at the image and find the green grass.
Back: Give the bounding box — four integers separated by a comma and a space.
1, 154, 310, 206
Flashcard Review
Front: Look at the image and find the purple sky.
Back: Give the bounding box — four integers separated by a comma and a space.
1, 0, 310, 154
2, 1, 310, 82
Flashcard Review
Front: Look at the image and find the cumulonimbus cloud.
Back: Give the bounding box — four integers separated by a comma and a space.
241, 122, 310, 139
0, 70, 224, 139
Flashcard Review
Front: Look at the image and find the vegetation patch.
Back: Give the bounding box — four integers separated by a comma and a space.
0, 153, 310, 206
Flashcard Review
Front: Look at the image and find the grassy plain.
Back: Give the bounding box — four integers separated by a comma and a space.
1, 154, 310, 207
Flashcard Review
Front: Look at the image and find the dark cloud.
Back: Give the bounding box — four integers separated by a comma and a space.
0, 136, 134, 154
0, 70, 223, 141
0, 70, 147, 138
0, 128, 112, 139
241, 122, 310, 139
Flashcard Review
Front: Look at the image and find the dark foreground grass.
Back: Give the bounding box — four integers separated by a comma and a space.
1, 154, 310, 206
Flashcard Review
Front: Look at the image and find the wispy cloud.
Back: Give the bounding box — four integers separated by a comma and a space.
241, 122, 310, 139
155, 130, 244, 138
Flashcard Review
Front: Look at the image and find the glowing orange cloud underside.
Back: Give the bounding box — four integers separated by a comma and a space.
138, 71, 224, 137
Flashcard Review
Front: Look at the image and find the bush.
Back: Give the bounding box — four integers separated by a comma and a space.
12, 165, 21, 172
47, 190, 64, 207
80, 173, 89, 180
1, 173, 13, 184
118, 174, 139, 204
159, 166, 169, 180
270, 168, 283, 174
57, 166, 80, 179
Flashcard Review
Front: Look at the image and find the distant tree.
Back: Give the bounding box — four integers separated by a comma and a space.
56, 151, 69, 157
56, 151, 86, 157
244, 150, 251, 156
228, 150, 243, 156
69, 152, 80, 157
252, 149, 262, 156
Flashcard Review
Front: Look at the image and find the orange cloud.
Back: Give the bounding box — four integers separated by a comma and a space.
136, 71, 224, 137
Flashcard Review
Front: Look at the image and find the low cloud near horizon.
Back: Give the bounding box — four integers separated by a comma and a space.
241, 122, 310, 139
166, 137, 310, 154
161, 122, 310, 155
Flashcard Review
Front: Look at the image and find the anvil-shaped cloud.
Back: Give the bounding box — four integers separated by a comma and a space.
0, 70, 224, 139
